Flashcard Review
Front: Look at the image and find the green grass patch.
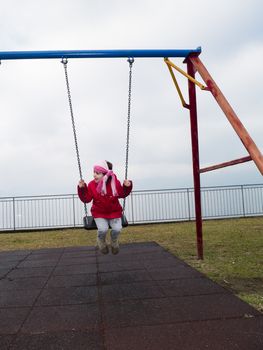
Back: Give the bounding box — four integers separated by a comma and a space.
0, 217, 262, 312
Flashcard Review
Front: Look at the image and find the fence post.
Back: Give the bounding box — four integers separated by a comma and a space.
130, 192, 135, 224
12, 197, 16, 230
241, 185, 245, 217
187, 188, 191, 221
72, 195, 76, 227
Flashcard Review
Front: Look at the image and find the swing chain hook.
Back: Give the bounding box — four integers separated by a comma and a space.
61, 57, 68, 65
127, 57, 134, 67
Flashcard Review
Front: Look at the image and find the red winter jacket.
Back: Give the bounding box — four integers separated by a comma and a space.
77, 176, 133, 219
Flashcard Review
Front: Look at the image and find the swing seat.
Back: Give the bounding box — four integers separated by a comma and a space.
83, 214, 128, 230
83, 216, 97, 230
121, 214, 129, 227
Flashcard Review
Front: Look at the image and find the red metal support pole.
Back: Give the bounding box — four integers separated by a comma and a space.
186, 57, 203, 259
189, 56, 263, 176
200, 156, 252, 173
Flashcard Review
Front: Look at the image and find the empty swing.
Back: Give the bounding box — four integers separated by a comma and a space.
62, 57, 134, 230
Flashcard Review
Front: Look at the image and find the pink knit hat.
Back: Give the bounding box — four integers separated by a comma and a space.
94, 160, 118, 196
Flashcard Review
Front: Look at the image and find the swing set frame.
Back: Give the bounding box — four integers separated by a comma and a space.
1, 47, 262, 259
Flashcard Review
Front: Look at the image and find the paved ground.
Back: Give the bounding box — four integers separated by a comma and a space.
0, 241, 262, 350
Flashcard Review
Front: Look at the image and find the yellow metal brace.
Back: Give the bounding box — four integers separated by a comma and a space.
165, 63, 189, 109
164, 57, 207, 109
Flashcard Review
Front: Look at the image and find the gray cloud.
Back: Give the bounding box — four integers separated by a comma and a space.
0, 0, 262, 196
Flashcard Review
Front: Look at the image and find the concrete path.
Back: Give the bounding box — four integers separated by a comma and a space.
0, 242, 262, 349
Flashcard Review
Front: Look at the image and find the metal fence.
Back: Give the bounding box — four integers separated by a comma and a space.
0, 184, 262, 232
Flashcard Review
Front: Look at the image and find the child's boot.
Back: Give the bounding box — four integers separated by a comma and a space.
111, 238, 120, 255
97, 237, 109, 254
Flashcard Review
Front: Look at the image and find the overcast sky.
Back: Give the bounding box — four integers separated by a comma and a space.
0, 0, 262, 197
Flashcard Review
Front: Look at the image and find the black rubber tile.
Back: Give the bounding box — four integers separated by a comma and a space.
1, 243, 262, 350
99, 243, 163, 257
8, 266, 53, 279
45, 273, 97, 288
98, 261, 146, 273
101, 281, 165, 302
0, 261, 19, 269
148, 265, 203, 280
118, 244, 164, 254
0, 335, 15, 350
61, 250, 96, 258
63, 246, 96, 253
18, 259, 58, 268
143, 257, 190, 269
139, 251, 181, 261
57, 256, 97, 266
100, 270, 153, 285
105, 316, 263, 350
30, 248, 64, 255
119, 247, 165, 255
0, 289, 40, 307
97, 251, 173, 264
97, 244, 166, 263
0, 250, 30, 257
0, 255, 26, 263
53, 263, 97, 275
36, 286, 98, 306
0, 276, 48, 291
97, 253, 129, 263
0, 308, 30, 334
104, 294, 261, 328
25, 253, 62, 261
0, 252, 17, 258
0, 267, 13, 278
21, 304, 100, 333
10, 330, 104, 350
157, 277, 228, 296
121, 242, 159, 249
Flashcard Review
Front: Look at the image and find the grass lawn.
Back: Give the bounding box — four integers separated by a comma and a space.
0, 216, 262, 312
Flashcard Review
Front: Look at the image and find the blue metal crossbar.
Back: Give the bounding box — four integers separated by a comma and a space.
0, 48, 201, 60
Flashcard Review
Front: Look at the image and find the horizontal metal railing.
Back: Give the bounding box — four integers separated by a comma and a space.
0, 184, 262, 232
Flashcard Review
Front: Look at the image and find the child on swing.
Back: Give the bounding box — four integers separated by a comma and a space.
78, 160, 132, 255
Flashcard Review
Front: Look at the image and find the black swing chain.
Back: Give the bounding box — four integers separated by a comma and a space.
61, 58, 88, 216
123, 57, 134, 212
